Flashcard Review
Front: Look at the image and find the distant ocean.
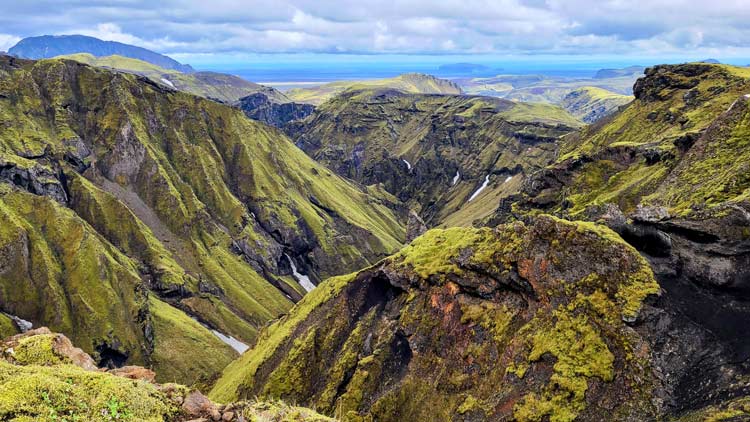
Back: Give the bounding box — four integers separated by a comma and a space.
191, 55, 750, 89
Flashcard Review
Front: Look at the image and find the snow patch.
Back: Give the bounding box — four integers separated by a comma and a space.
505, 175, 513, 183
745, 94, 750, 98
468, 175, 490, 202
452, 171, 460, 186
3, 313, 32, 332
286, 254, 316, 292
402, 159, 412, 171
160, 78, 175, 88
210, 330, 249, 354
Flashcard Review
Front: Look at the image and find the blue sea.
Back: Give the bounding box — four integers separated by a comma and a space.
188, 54, 750, 89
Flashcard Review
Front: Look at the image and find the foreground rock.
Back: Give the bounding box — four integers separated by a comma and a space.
211, 216, 663, 421
0, 329, 333, 422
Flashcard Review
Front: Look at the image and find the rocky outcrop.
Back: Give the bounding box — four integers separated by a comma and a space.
0, 329, 334, 422
238, 92, 315, 127
211, 216, 662, 421
495, 63, 750, 419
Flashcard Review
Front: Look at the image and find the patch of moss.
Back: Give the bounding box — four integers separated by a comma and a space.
0, 360, 181, 421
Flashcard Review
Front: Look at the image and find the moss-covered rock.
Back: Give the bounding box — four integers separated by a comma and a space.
211, 216, 661, 421
0, 329, 334, 422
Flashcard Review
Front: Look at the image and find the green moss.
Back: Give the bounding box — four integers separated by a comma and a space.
396, 227, 502, 279
210, 273, 357, 402
147, 296, 237, 386
11, 334, 68, 366
0, 315, 18, 339
0, 361, 181, 421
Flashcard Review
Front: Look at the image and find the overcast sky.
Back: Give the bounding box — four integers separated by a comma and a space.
2, 0, 750, 62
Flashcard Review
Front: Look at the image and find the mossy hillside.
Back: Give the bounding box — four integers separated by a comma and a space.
0, 56, 405, 381
0, 189, 146, 366
212, 216, 660, 421
559, 86, 633, 123
521, 63, 750, 218
285, 73, 463, 105
147, 297, 237, 386
289, 89, 579, 226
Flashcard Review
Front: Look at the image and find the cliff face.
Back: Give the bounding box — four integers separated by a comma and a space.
0, 55, 404, 384
496, 63, 750, 417
211, 216, 661, 421
287, 89, 581, 226
238, 92, 315, 128
560, 87, 633, 124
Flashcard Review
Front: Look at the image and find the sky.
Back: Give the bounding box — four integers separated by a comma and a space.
1, 0, 750, 68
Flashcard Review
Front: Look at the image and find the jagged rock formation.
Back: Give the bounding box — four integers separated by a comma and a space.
0, 55, 404, 384
210, 216, 662, 421
286, 73, 463, 105
496, 63, 750, 418
560, 87, 632, 123
286, 89, 580, 226
9, 34, 194, 73
238, 92, 315, 127
0, 328, 334, 421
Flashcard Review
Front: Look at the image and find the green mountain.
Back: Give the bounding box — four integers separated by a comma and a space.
286, 73, 463, 105
286, 89, 581, 226
0, 55, 404, 385
54, 53, 288, 104
9, 34, 194, 73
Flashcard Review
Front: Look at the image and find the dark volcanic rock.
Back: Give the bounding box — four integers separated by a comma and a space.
237, 92, 314, 127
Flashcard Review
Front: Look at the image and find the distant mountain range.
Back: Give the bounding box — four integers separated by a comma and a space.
8, 34, 194, 72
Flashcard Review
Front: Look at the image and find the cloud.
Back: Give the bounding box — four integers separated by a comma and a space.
0, 34, 21, 52
1, 0, 750, 58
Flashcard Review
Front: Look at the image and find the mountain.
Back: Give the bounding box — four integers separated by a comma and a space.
210, 216, 663, 421
560, 86, 633, 123
53, 53, 289, 104
9, 34, 194, 72
0, 55, 404, 385
286, 73, 463, 105
285, 89, 581, 226
593, 65, 646, 79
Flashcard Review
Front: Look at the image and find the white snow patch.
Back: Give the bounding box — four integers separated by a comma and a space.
745, 94, 750, 98
468, 175, 490, 202
452, 171, 460, 186
505, 175, 513, 183
402, 159, 412, 171
160, 78, 175, 88
210, 330, 249, 354
3, 313, 32, 332
286, 254, 316, 292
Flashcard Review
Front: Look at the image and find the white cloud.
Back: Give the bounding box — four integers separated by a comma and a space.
0, 34, 21, 52
1, 0, 750, 57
